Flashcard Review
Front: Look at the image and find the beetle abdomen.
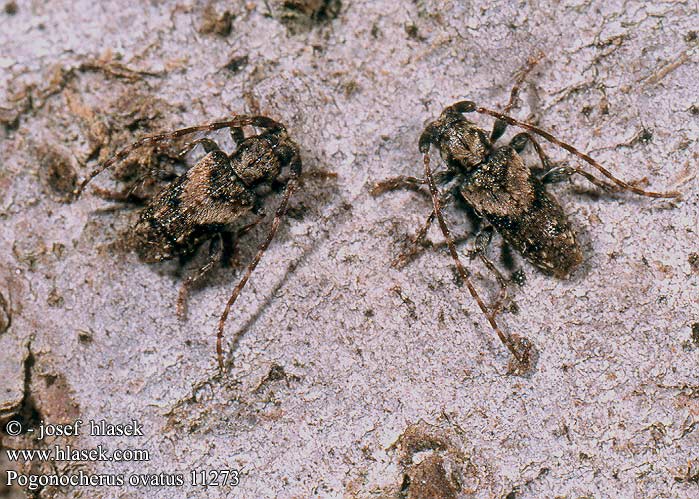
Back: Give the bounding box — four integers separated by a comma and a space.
485, 181, 582, 278
460, 146, 582, 278
131, 150, 255, 263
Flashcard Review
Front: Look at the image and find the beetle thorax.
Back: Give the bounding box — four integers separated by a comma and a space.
232, 129, 293, 186
435, 117, 491, 172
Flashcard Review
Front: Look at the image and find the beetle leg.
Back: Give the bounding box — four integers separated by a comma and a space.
391, 210, 435, 268
370, 170, 456, 197
510, 132, 568, 181
509, 132, 551, 165
177, 234, 225, 321
370, 175, 428, 196
230, 127, 245, 145
219, 231, 236, 267
541, 165, 623, 192
177, 138, 221, 160
390, 191, 475, 269
178, 210, 268, 321
90, 185, 151, 205
467, 225, 510, 317
491, 52, 544, 141
222, 216, 266, 267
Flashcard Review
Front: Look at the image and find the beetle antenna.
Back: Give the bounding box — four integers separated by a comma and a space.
216, 175, 298, 371
475, 106, 680, 199
73, 115, 283, 199
422, 149, 530, 366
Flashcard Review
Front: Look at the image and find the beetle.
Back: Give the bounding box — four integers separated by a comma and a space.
373, 70, 679, 372
73, 115, 301, 370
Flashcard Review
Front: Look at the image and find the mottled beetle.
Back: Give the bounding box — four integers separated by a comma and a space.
373, 64, 680, 372
73, 115, 301, 370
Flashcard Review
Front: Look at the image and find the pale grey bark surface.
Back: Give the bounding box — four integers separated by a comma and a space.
1, 1, 698, 498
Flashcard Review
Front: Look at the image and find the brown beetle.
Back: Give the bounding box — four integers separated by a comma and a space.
74, 115, 301, 370
373, 65, 679, 372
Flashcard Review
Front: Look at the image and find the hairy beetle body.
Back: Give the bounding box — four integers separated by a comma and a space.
374, 80, 678, 371
132, 127, 299, 263
133, 149, 256, 263
74, 115, 302, 369
425, 110, 583, 278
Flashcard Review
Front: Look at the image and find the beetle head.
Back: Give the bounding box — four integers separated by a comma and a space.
425, 109, 491, 172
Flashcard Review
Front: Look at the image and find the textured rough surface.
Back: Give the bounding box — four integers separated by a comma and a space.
1, 1, 698, 498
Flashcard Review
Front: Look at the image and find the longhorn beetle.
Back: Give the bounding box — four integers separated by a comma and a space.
373, 62, 680, 372
73, 115, 301, 370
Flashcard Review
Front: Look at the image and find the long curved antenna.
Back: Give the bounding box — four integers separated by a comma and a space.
473, 105, 679, 199
72, 115, 282, 199
422, 150, 527, 365
216, 176, 298, 371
